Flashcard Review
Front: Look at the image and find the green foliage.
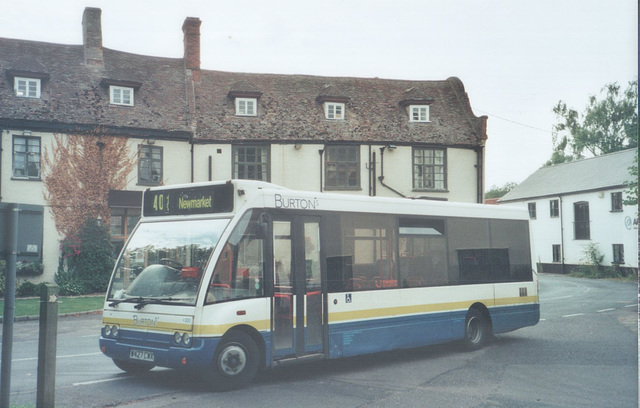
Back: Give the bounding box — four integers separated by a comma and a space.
623, 151, 638, 206
569, 242, 637, 280
0, 260, 5, 297
15, 281, 48, 297
485, 182, 518, 199
548, 80, 638, 165
55, 218, 114, 295
16, 261, 44, 276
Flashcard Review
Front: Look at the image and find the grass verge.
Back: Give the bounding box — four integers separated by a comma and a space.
0, 295, 104, 318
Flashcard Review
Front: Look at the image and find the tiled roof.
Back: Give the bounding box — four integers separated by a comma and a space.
0, 37, 486, 146
193, 71, 486, 145
499, 149, 637, 202
0, 38, 191, 139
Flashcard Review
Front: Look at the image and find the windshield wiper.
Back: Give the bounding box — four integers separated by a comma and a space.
133, 297, 192, 310
108, 296, 144, 307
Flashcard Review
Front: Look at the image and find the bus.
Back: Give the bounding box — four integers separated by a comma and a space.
99, 180, 539, 390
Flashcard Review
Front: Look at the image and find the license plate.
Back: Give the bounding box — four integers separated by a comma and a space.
130, 349, 154, 362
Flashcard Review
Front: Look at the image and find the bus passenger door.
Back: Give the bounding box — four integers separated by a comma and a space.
272, 217, 324, 360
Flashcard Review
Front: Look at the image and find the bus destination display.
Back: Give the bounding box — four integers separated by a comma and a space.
142, 183, 234, 216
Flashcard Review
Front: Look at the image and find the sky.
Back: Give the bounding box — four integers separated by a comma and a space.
1, 0, 637, 188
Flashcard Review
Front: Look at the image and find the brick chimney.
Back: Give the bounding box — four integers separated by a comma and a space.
182, 17, 201, 71
82, 7, 103, 65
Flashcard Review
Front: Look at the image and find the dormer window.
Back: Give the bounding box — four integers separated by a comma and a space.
14, 77, 41, 98
410, 105, 430, 122
100, 78, 142, 107
110, 86, 134, 106
235, 98, 257, 116
324, 102, 345, 120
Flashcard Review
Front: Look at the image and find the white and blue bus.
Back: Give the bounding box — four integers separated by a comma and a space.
100, 180, 539, 390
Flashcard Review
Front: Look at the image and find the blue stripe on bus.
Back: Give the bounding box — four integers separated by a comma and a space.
327, 303, 539, 358
100, 303, 539, 369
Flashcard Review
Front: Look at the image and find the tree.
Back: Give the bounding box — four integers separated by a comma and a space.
485, 182, 518, 199
547, 80, 638, 166
43, 129, 138, 237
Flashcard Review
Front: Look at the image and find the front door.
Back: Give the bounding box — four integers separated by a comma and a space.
272, 216, 324, 359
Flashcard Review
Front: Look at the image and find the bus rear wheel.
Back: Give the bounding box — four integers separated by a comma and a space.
205, 330, 259, 391
463, 309, 489, 350
112, 358, 154, 374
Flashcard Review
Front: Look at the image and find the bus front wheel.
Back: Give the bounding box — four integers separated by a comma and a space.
205, 330, 259, 391
463, 309, 489, 350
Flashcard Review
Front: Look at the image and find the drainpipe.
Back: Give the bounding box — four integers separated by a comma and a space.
559, 195, 565, 274
378, 146, 405, 198
475, 146, 484, 204
318, 149, 324, 193
190, 141, 194, 183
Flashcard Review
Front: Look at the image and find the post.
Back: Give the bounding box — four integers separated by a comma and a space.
36, 284, 59, 408
1, 204, 19, 408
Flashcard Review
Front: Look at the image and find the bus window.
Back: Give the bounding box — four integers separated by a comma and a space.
325, 213, 396, 291
206, 210, 266, 304
399, 218, 448, 287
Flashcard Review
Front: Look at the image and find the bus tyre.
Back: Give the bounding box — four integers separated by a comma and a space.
463, 309, 488, 350
112, 358, 154, 374
207, 331, 259, 391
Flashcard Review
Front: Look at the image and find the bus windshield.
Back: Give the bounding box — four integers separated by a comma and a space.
107, 218, 230, 306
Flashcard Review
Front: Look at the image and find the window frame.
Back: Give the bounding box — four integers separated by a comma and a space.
235, 98, 257, 116
552, 244, 561, 263
324, 145, 360, 190
527, 203, 537, 219
324, 102, 345, 120
573, 201, 590, 240
409, 105, 430, 122
549, 199, 559, 218
232, 145, 270, 181
137, 145, 163, 186
412, 147, 446, 191
12, 135, 41, 180
14, 77, 41, 98
109, 85, 134, 106
612, 244, 624, 264
611, 192, 623, 212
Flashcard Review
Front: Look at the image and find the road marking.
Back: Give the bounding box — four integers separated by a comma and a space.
597, 308, 615, 313
73, 377, 126, 386
11, 352, 102, 363
562, 313, 585, 318
625, 304, 637, 308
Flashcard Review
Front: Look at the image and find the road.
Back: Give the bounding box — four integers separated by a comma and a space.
1, 273, 637, 407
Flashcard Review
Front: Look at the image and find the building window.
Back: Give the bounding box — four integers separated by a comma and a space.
409, 105, 430, 122
110, 207, 141, 259
14, 77, 41, 98
611, 192, 623, 212
324, 102, 345, 120
574, 201, 590, 240
552, 244, 561, 263
138, 145, 162, 185
550, 199, 559, 218
12, 136, 41, 179
235, 98, 257, 116
527, 203, 536, 219
325, 145, 360, 189
110, 86, 134, 106
233, 145, 270, 181
413, 148, 446, 190
612, 244, 624, 264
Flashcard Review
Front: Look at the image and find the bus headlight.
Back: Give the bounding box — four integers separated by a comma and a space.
173, 331, 192, 348
103, 324, 120, 339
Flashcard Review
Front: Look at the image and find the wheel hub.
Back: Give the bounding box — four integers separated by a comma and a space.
220, 345, 246, 375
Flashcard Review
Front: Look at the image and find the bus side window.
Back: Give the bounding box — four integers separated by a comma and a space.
206, 210, 265, 304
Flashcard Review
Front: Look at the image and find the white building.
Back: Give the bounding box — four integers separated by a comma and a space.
0, 8, 488, 284
499, 149, 637, 274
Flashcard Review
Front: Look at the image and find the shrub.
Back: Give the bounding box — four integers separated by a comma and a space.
16, 261, 44, 276
56, 218, 114, 295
